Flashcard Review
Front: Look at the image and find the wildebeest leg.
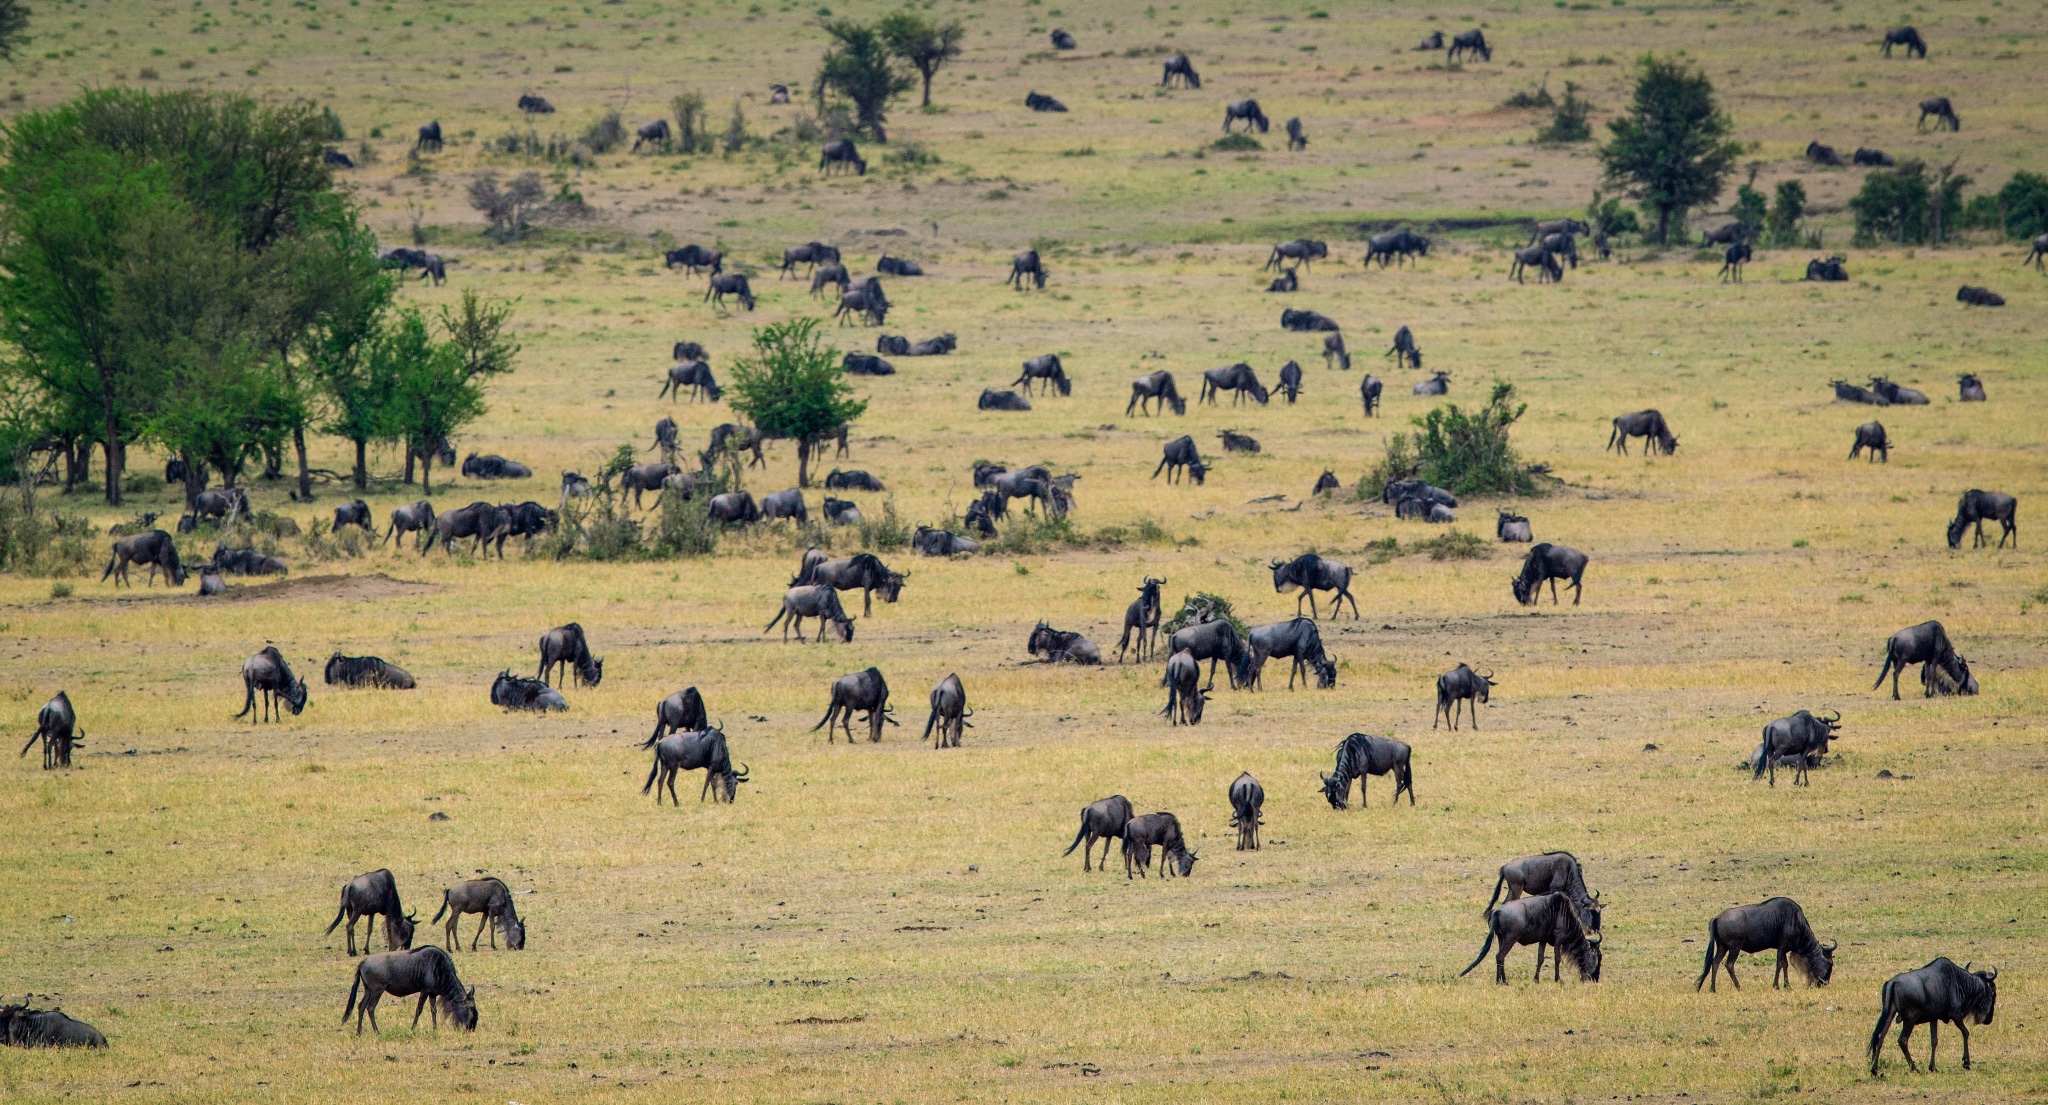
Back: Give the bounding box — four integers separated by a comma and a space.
1959, 1021, 1972, 1069
1925, 1021, 1937, 1071
1496, 941, 1510, 984
1724, 953, 1740, 990
1897, 1021, 1918, 1071
667, 766, 680, 806
1338, 586, 1360, 619
361, 987, 382, 1034
1773, 950, 1788, 988
1533, 942, 1545, 980
413, 992, 430, 1029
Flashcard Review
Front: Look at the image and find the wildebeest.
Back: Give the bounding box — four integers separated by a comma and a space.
517, 93, 555, 114
1882, 25, 1927, 58
912, 525, 980, 556
198, 565, 225, 595
1266, 268, 1298, 293
1160, 53, 1201, 89
1159, 648, 1207, 726
333, 500, 374, 534
0, 1001, 107, 1048
1152, 436, 1207, 485
1229, 772, 1265, 850
1754, 709, 1843, 787
1218, 430, 1259, 455
20, 691, 81, 770
1122, 812, 1197, 879
822, 469, 885, 494
1241, 617, 1335, 690
1805, 140, 1844, 167
819, 139, 866, 175
876, 255, 923, 277
1014, 354, 1072, 396
1947, 489, 2017, 550
1285, 116, 1307, 151
537, 623, 603, 688
1853, 147, 1895, 167
1806, 255, 1848, 281
1872, 620, 1975, 699
491, 669, 566, 711
1313, 470, 1341, 497
811, 262, 852, 297
906, 333, 956, 356
1027, 621, 1101, 665
978, 388, 1031, 412
461, 453, 530, 480
664, 245, 723, 275
796, 551, 904, 615
1221, 99, 1269, 133
1434, 663, 1495, 730
921, 673, 969, 749
779, 241, 838, 278
618, 462, 677, 509
660, 360, 721, 402
1319, 732, 1413, 808
1276, 360, 1303, 404
1511, 543, 1588, 606
1167, 618, 1246, 691
1719, 241, 1752, 283
1007, 249, 1047, 290
1482, 852, 1600, 927
1265, 239, 1328, 271
960, 495, 994, 535
632, 118, 671, 152
1958, 373, 1986, 402
1510, 245, 1563, 284
433, 877, 526, 952
2026, 234, 2048, 271
769, 84, 791, 104
1025, 91, 1068, 113
647, 686, 709, 745
1064, 795, 1134, 871
1383, 479, 1456, 510
1869, 958, 1998, 1074
1360, 373, 1382, 416
1447, 28, 1492, 62
1850, 421, 1891, 463
1415, 30, 1445, 50
1413, 370, 1450, 395
1280, 307, 1340, 332
706, 273, 757, 311
1607, 410, 1678, 456
1832, 378, 1887, 405
324, 149, 354, 168
1364, 228, 1431, 268
325, 653, 415, 690
1050, 28, 1076, 50
1461, 893, 1603, 984
342, 946, 476, 1035
101, 530, 186, 588
1918, 96, 1959, 131
1270, 552, 1359, 620
1541, 231, 1580, 270
1699, 221, 1754, 247
498, 501, 556, 548
1385, 325, 1421, 371
813, 667, 896, 743
325, 869, 416, 956
1868, 377, 1928, 405
1529, 219, 1591, 244
652, 417, 679, 460
642, 726, 749, 804
1497, 512, 1533, 542
209, 545, 286, 577
1117, 576, 1167, 663
843, 353, 894, 376
1957, 284, 2004, 307
1126, 371, 1185, 416
235, 646, 307, 722
1200, 363, 1268, 406
764, 585, 856, 643
760, 488, 808, 524
707, 491, 761, 524
413, 119, 444, 153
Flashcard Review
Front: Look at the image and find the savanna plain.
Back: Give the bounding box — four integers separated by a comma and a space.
3, 0, 2047, 1101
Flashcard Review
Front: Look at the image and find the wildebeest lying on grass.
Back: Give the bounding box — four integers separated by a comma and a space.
1754, 709, 1842, 786
814, 667, 895, 743
0, 1001, 107, 1048
1313, 470, 1341, 497
1697, 897, 1834, 992
1122, 812, 1197, 879
1413, 370, 1451, 395
979, 388, 1031, 411
211, 545, 286, 576
326, 868, 416, 956
343, 946, 476, 1035
433, 877, 526, 951
537, 623, 603, 687
1461, 893, 1602, 984
1806, 255, 1848, 281
235, 647, 306, 722
1229, 772, 1264, 850
1869, 958, 1997, 1074
1805, 140, 1844, 166
461, 453, 530, 479
643, 726, 749, 804
1064, 795, 1134, 871
1024, 91, 1068, 113
1028, 621, 1101, 664
1511, 543, 1588, 606
1957, 285, 2004, 306
1850, 421, 1891, 462
491, 670, 566, 712
912, 526, 979, 556
922, 673, 970, 748
102, 530, 186, 588
20, 691, 81, 770
1320, 732, 1413, 808
1853, 147, 1895, 167
1872, 620, 1975, 699
1280, 307, 1340, 332
1958, 373, 1986, 401
1868, 377, 1927, 405
1219, 429, 1260, 454
325, 654, 415, 690
1947, 489, 2018, 549
1497, 512, 1533, 542
1433, 663, 1495, 730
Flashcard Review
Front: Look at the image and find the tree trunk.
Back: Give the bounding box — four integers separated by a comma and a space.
61, 439, 79, 493
182, 450, 206, 511
421, 452, 433, 497
100, 391, 122, 506
797, 436, 813, 488
1656, 206, 1671, 246
353, 439, 368, 490
405, 445, 416, 485
920, 68, 934, 108
293, 425, 312, 501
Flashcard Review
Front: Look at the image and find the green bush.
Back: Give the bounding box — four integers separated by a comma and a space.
1535, 82, 1592, 143
581, 111, 627, 154
648, 479, 722, 558
1587, 194, 1640, 237
1411, 529, 1491, 561
857, 499, 910, 551
1403, 380, 1537, 497
1767, 179, 1806, 246
1997, 170, 2048, 239
1161, 591, 1247, 638
0, 481, 91, 576
1211, 133, 1262, 152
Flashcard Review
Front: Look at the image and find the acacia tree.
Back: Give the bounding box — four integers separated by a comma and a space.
726, 318, 867, 488
879, 11, 965, 109
1598, 56, 1742, 244
815, 19, 914, 142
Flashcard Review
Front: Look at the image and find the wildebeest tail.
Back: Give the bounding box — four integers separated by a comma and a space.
921, 703, 941, 744
1752, 724, 1773, 780
1459, 922, 1499, 977
1062, 815, 1091, 856
233, 676, 257, 719
100, 553, 118, 582
641, 746, 663, 794
432, 890, 450, 924
1869, 979, 1899, 1070
1695, 922, 1720, 990
342, 963, 364, 1024
1871, 647, 1898, 692
1483, 871, 1507, 916
325, 890, 349, 935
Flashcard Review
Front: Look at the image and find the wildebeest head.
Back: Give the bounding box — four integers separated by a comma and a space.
1319, 770, 1350, 810
717, 755, 752, 803
392, 908, 418, 950
1168, 845, 1199, 877
281, 672, 310, 715
446, 984, 479, 1031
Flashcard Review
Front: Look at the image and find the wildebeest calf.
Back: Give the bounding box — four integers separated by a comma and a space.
1122, 812, 1197, 879
1229, 772, 1264, 851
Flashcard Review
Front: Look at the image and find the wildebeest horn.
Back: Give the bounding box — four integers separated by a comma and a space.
1269, 559, 1285, 569
1821, 709, 1841, 724
732, 762, 750, 780
1985, 966, 1998, 981
1587, 929, 1602, 945
1480, 668, 1495, 681
1822, 940, 1837, 953
407, 909, 419, 921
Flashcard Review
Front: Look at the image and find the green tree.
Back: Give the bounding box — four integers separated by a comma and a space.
815, 19, 915, 142
1535, 81, 1593, 144
1767, 179, 1806, 246
1398, 380, 1535, 497
1848, 162, 1958, 245
1598, 56, 1743, 244
1730, 173, 1767, 232
1996, 170, 2048, 239
726, 318, 867, 488
376, 308, 478, 497
0, 0, 30, 62
308, 236, 398, 490
879, 11, 965, 109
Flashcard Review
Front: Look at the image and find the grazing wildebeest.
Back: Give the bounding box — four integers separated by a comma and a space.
707, 491, 760, 524
1873, 620, 1975, 699
1754, 709, 1842, 787
1850, 421, 1891, 462
1284, 116, 1307, 151
1447, 28, 1492, 61
1511, 543, 1588, 606
1313, 470, 1341, 497
342, 946, 476, 1035
1481, 852, 1601, 931
652, 417, 680, 460
325, 654, 415, 690
1833, 379, 1887, 405
1276, 360, 1303, 403
1229, 772, 1265, 850
922, 673, 969, 749
647, 687, 709, 746
1413, 370, 1450, 395
101, 530, 186, 587
1360, 373, 1383, 416
759, 488, 807, 524
1719, 241, 1752, 283
1117, 576, 1167, 663
1918, 96, 1959, 131
413, 119, 444, 153
1200, 363, 1268, 406
1266, 268, 1298, 293
1270, 552, 1359, 620
1958, 373, 1986, 402
1947, 489, 2018, 550
433, 877, 527, 952
664, 245, 723, 275
1321, 333, 1351, 374
1007, 249, 1047, 290
461, 453, 530, 479
1218, 429, 1260, 455
1386, 326, 1421, 371
1498, 512, 1533, 542
1028, 621, 1101, 665
1806, 255, 1848, 281
1607, 410, 1678, 456
235, 646, 307, 722
1167, 618, 1246, 691
618, 462, 677, 509
1160, 54, 1201, 88
1221, 100, 1269, 133
2025, 235, 2048, 271
818, 139, 866, 175
517, 93, 555, 114
1434, 663, 1495, 730
821, 498, 861, 527
1868, 377, 1928, 405
813, 667, 896, 743
1265, 239, 1328, 271
1319, 732, 1414, 808
632, 118, 671, 152
1462, 893, 1603, 984
1159, 648, 1207, 726
1152, 436, 1207, 485
1127, 371, 1185, 416
422, 501, 509, 557
1364, 228, 1431, 268
1014, 354, 1072, 396
1281, 307, 1340, 332
706, 273, 757, 311
20, 691, 81, 770
1805, 140, 1844, 166
491, 668, 565, 711
764, 585, 857, 643
876, 255, 922, 277
333, 500, 374, 534
1241, 617, 1335, 691
660, 360, 721, 402
800, 551, 904, 615
779, 241, 837, 278
1122, 812, 1197, 879
1957, 284, 2004, 307
1510, 245, 1563, 284
912, 526, 980, 556
325, 869, 416, 956
1696, 898, 1834, 992
1415, 30, 1445, 49
1853, 147, 1895, 167
642, 726, 749, 805
843, 353, 894, 376
1882, 25, 1927, 58
1050, 27, 1076, 49
1869, 958, 1998, 1074
537, 623, 603, 688
1064, 795, 1134, 871
810, 262, 852, 298
0, 1001, 107, 1048
1025, 91, 1068, 113
977, 387, 1031, 412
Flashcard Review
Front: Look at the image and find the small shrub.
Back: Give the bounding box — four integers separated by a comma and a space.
582, 111, 627, 154
885, 141, 941, 167
1161, 591, 1247, 638
649, 486, 721, 558
1404, 380, 1537, 497
49, 582, 72, 599
1365, 536, 1401, 564
857, 500, 911, 552
1502, 78, 1555, 110
722, 101, 750, 154
672, 92, 713, 152
1211, 133, 1262, 152
1767, 179, 1806, 246
1996, 170, 2048, 239
1361, 434, 1420, 500
1535, 82, 1592, 143
1411, 529, 1490, 561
